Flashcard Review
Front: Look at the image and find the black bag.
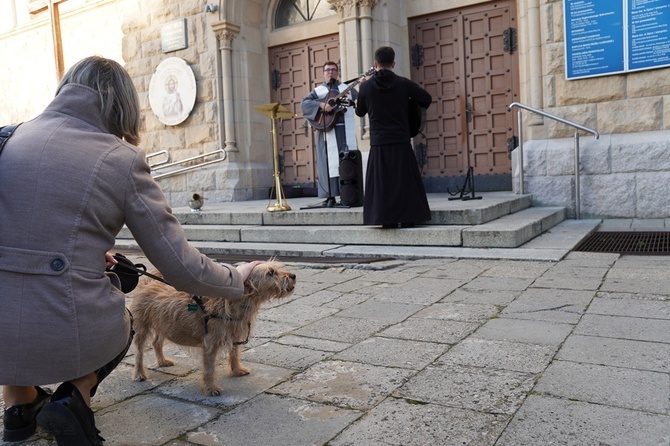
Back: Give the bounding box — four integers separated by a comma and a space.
107, 253, 146, 293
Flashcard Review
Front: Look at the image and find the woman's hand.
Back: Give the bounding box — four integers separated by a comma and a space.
105, 252, 118, 269
236, 261, 262, 282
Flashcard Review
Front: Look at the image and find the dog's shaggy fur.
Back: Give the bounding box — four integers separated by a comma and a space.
129, 261, 296, 396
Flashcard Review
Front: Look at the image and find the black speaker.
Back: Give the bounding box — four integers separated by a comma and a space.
338, 149, 364, 207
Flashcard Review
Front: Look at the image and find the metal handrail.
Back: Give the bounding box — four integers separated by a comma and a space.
151, 149, 227, 180
508, 102, 599, 220
146, 150, 170, 168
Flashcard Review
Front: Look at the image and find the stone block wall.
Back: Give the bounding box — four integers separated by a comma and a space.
540, 0, 670, 138
515, 130, 670, 218
515, 1, 670, 217
121, 0, 234, 207
0, 0, 126, 124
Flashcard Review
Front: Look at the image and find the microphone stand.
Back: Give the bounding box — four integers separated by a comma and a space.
302, 79, 349, 210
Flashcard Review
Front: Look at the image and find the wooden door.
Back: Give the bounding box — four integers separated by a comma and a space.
410, 1, 518, 192
269, 35, 340, 194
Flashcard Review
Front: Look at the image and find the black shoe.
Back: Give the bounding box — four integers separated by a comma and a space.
381, 223, 399, 229
400, 222, 415, 228
37, 382, 104, 446
2, 386, 52, 441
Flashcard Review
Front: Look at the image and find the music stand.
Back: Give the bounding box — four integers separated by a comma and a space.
254, 102, 294, 212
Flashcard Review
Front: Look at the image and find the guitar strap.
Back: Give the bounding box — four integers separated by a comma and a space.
0, 123, 21, 158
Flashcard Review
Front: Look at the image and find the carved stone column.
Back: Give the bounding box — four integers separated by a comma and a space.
359, 0, 378, 69
211, 20, 240, 153
328, 0, 361, 77
528, 0, 543, 125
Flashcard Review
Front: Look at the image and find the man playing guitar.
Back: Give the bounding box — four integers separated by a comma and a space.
301, 62, 361, 206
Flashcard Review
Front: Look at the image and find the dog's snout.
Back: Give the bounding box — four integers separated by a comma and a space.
289, 273, 296, 280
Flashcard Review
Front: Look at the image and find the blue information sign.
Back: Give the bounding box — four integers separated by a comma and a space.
564, 0, 670, 79
565, 1, 625, 79
628, 0, 670, 71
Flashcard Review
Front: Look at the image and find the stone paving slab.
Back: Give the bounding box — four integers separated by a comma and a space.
556, 334, 670, 372
440, 287, 523, 306
333, 336, 448, 370
497, 395, 670, 446
473, 317, 574, 346
413, 301, 501, 323
4, 252, 670, 446
574, 314, 670, 343
440, 338, 556, 374
97, 394, 219, 445
535, 361, 670, 414
268, 360, 414, 410
500, 288, 594, 324
187, 393, 362, 446
587, 296, 670, 319
395, 363, 537, 415
329, 397, 508, 446
379, 317, 480, 344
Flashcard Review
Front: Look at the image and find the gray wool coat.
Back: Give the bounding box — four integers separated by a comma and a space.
0, 84, 244, 385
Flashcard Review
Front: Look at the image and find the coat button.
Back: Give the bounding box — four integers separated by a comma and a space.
51, 259, 65, 271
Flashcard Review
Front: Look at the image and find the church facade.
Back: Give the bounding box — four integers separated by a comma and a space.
2, 0, 670, 218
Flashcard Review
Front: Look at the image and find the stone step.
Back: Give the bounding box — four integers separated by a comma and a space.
170, 192, 533, 226
115, 195, 565, 253
462, 206, 567, 248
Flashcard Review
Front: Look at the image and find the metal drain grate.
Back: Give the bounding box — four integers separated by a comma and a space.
575, 231, 670, 255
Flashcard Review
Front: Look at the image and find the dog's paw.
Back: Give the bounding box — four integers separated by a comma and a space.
156, 358, 175, 368
203, 385, 223, 396
133, 370, 147, 382
231, 365, 251, 376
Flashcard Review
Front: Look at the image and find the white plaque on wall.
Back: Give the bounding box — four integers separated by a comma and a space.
148, 57, 196, 126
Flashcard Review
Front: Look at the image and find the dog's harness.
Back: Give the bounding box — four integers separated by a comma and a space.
189, 295, 251, 345
112, 255, 251, 345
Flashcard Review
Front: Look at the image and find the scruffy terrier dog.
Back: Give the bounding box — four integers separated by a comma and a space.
130, 260, 296, 396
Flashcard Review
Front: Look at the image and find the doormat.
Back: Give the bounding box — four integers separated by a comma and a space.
574, 231, 670, 255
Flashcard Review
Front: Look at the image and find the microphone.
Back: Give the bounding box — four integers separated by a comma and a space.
327, 78, 336, 87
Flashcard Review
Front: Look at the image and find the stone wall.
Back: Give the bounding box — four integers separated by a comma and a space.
121, 0, 277, 206
516, 130, 670, 219
514, 0, 670, 218
123, 0, 243, 206
540, 0, 670, 138
0, 0, 126, 124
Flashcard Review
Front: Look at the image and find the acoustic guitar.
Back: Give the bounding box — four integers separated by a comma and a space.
308, 67, 375, 131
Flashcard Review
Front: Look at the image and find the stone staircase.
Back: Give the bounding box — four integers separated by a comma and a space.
114, 192, 568, 259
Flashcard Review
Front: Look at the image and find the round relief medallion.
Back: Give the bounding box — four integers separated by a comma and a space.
148, 57, 196, 126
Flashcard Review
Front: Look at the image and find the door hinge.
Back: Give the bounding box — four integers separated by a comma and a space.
503, 28, 517, 54
271, 70, 281, 90
411, 44, 424, 68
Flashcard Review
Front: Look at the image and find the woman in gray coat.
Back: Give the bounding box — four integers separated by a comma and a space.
0, 56, 258, 445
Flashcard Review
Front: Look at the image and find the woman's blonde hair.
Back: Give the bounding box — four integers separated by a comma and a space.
57, 56, 141, 145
